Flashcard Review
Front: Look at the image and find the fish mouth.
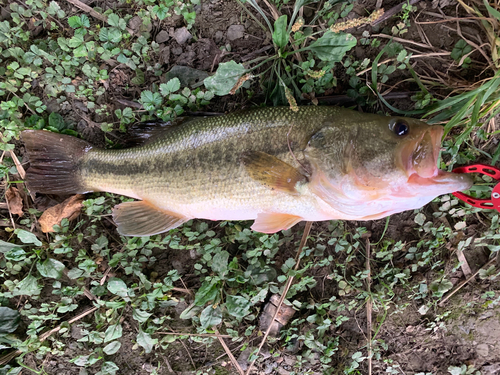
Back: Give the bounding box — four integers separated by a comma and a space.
402, 126, 473, 193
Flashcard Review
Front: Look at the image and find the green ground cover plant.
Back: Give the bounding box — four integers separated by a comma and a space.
1, 0, 500, 374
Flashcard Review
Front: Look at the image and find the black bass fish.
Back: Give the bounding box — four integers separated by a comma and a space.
22, 107, 472, 236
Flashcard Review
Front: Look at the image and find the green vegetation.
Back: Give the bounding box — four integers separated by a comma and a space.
1, 0, 500, 374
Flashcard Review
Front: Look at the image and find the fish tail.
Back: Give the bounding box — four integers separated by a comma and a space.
22, 130, 93, 194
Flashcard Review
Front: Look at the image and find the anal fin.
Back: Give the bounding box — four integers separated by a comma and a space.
241, 151, 307, 195
251, 213, 303, 233
112, 201, 187, 236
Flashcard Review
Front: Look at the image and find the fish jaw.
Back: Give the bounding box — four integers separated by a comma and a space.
397, 125, 473, 196
397, 125, 443, 180
405, 170, 473, 197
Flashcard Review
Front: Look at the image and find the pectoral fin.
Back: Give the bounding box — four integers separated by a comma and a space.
112, 201, 187, 236
251, 213, 303, 233
241, 151, 307, 195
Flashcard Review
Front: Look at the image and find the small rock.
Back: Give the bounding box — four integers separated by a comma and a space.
172, 260, 185, 274
176, 51, 196, 66
174, 27, 192, 45
264, 363, 277, 374
142, 363, 154, 372
237, 347, 254, 371
260, 347, 271, 359
283, 356, 296, 367
479, 311, 494, 320
45, 98, 60, 114
129, 16, 142, 34
215, 30, 224, 43
74, 100, 88, 113
159, 46, 170, 65
227, 25, 245, 41
477, 343, 489, 357
71, 325, 83, 339
128, 16, 152, 34
482, 363, 500, 375
174, 301, 188, 317
77, 119, 88, 134
172, 46, 183, 56
156, 30, 170, 44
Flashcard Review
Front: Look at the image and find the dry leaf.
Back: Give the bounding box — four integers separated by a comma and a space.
39, 194, 85, 233
6, 187, 24, 216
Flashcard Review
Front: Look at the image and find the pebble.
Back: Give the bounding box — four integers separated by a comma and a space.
156, 30, 170, 44
264, 362, 277, 374
477, 343, 489, 357
215, 30, 224, 43
174, 27, 192, 45
277, 368, 290, 375
227, 24, 245, 41
237, 347, 253, 371
172, 46, 183, 56
283, 356, 296, 366
71, 325, 83, 339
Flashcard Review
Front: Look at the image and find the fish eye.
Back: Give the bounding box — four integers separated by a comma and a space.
392, 119, 409, 136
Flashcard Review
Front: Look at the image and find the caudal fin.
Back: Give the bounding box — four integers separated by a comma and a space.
22, 130, 92, 194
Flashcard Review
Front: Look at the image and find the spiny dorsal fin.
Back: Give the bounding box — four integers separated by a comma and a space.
241, 151, 307, 195
112, 200, 188, 236
251, 213, 303, 233
124, 118, 191, 147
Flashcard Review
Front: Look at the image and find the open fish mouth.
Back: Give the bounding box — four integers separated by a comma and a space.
404, 125, 473, 193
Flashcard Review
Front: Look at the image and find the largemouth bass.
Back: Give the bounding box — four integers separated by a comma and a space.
22, 106, 472, 236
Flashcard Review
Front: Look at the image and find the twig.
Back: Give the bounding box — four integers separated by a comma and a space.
416, 16, 492, 24
244, 222, 313, 375
213, 327, 244, 375
366, 238, 372, 375
455, 20, 493, 66
64, 0, 134, 35
261, 0, 279, 21
100, 266, 112, 286
179, 339, 197, 371
177, 277, 194, 296
372, 0, 422, 27
439, 257, 496, 306
4, 194, 17, 230
157, 331, 231, 338
456, 247, 472, 277
356, 52, 451, 76
163, 356, 175, 373
40, 307, 98, 341
0, 306, 98, 365
9, 151, 25, 180
372, 34, 440, 50
241, 45, 273, 62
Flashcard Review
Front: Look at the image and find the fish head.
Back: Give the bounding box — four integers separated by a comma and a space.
305, 114, 473, 219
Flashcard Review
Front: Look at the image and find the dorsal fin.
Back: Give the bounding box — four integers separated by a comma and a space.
124, 118, 191, 147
